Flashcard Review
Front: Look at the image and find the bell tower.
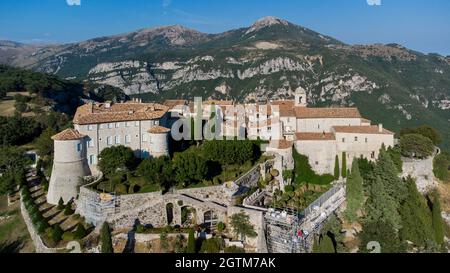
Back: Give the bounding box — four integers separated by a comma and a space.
295, 87, 307, 107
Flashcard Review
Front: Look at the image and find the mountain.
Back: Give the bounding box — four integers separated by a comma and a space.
1, 16, 450, 149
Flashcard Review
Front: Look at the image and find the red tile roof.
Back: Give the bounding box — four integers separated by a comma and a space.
333, 125, 394, 135
148, 126, 171, 134
296, 132, 336, 141
73, 102, 169, 125
295, 107, 362, 119
52, 129, 86, 141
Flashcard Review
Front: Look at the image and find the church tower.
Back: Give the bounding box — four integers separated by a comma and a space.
295, 87, 307, 107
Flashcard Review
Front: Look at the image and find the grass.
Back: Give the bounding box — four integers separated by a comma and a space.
0, 99, 16, 117
0, 195, 35, 253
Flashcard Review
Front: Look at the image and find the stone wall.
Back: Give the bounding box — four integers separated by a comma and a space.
20, 194, 65, 253
402, 156, 438, 193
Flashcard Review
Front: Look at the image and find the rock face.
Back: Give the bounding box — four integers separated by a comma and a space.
2, 17, 450, 149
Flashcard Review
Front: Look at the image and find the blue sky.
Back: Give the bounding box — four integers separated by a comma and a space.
0, 0, 449, 55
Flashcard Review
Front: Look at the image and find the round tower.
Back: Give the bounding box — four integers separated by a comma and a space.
147, 126, 171, 157
47, 129, 91, 205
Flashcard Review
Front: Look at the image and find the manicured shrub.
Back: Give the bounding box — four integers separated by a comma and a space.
101, 222, 114, 253
74, 223, 87, 239
64, 200, 74, 216
36, 220, 49, 234
284, 185, 294, 192
187, 229, 196, 253
217, 222, 226, 233
51, 225, 64, 243
62, 232, 75, 242
115, 183, 128, 195
57, 198, 64, 210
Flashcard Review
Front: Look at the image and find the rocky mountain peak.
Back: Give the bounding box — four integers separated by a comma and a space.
246, 16, 290, 34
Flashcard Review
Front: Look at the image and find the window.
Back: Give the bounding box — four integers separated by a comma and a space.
88, 140, 94, 148
89, 155, 96, 165
318, 124, 320, 129
268, 127, 272, 131
355, 137, 358, 142
115, 123, 120, 128
126, 122, 132, 127
100, 124, 106, 130
77, 143, 82, 152
135, 121, 139, 127
115, 136, 121, 144
108, 123, 113, 129
342, 138, 345, 143
125, 135, 131, 144
142, 134, 149, 142
371, 151, 376, 159
88, 125, 95, 131
365, 138, 368, 143
107, 136, 112, 146
155, 120, 159, 126
315, 161, 319, 165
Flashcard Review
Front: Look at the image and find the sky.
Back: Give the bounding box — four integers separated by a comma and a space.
0, 0, 449, 55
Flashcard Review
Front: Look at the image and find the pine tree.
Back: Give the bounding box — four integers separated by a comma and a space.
334, 155, 340, 180
187, 229, 196, 253
57, 197, 64, 210
431, 192, 444, 245
101, 222, 113, 253
341, 152, 347, 179
375, 149, 407, 204
345, 159, 364, 222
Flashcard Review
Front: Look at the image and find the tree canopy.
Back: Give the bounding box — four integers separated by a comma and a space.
400, 134, 435, 159
229, 212, 257, 242
401, 125, 442, 146
98, 146, 137, 175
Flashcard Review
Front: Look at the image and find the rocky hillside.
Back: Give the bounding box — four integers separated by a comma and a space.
1, 16, 450, 149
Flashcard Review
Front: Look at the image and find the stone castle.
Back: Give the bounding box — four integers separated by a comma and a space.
47, 87, 394, 205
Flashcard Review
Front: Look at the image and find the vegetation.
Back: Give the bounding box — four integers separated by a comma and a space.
433, 152, 450, 182
199, 237, 225, 253
0, 146, 30, 194
100, 222, 113, 253
401, 125, 442, 146
334, 155, 340, 179
341, 152, 347, 179
431, 192, 445, 245
186, 229, 196, 253
292, 149, 334, 185
98, 146, 138, 175
229, 212, 257, 242
400, 134, 435, 159
344, 160, 364, 222
201, 140, 260, 165
173, 151, 208, 188
136, 156, 173, 191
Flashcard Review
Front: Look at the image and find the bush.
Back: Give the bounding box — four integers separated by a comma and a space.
433, 152, 450, 182
115, 183, 128, 195
57, 197, 64, 210
284, 185, 294, 192
293, 150, 334, 185
224, 246, 245, 253
136, 224, 145, 233
101, 222, 113, 253
74, 223, 87, 239
51, 225, 64, 243
217, 222, 226, 233
36, 220, 49, 234
64, 200, 74, 216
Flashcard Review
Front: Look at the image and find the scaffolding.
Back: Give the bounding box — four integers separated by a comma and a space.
78, 188, 119, 226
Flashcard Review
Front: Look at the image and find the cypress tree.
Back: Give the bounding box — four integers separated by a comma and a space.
341, 152, 347, 179
398, 177, 434, 247
345, 159, 364, 222
187, 229, 196, 253
431, 192, 444, 245
317, 235, 335, 253
334, 155, 340, 180
101, 222, 114, 253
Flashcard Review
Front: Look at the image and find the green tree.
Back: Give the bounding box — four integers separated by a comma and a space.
387, 146, 403, 173
136, 156, 174, 190
74, 223, 87, 240
334, 155, 340, 179
100, 222, 113, 253
398, 177, 434, 247
186, 229, 196, 253
0, 146, 31, 194
160, 231, 169, 251
374, 149, 407, 204
344, 159, 364, 222
200, 237, 224, 253
57, 197, 64, 210
431, 192, 444, 245
359, 220, 406, 253
433, 152, 450, 182
400, 134, 435, 159
51, 225, 64, 243
173, 151, 208, 187
35, 127, 56, 157
230, 212, 257, 242
401, 125, 442, 146
341, 152, 347, 179
98, 146, 137, 175
365, 176, 402, 231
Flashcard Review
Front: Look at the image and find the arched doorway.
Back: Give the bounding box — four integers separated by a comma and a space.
166, 203, 174, 225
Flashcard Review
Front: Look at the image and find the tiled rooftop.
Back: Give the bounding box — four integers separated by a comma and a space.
52, 129, 86, 141
333, 125, 394, 135
296, 132, 336, 141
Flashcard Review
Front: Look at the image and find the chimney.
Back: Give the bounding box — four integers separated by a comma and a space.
378, 124, 383, 133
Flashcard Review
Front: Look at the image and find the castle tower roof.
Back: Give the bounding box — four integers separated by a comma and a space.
148, 126, 171, 134
51, 128, 86, 141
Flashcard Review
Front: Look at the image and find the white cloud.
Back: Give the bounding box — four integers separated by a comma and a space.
163, 0, 172, 8
367, 0, 382, 6
67, 0, 81, 6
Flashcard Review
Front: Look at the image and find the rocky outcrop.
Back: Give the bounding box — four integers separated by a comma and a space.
401, 156, 438, 194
